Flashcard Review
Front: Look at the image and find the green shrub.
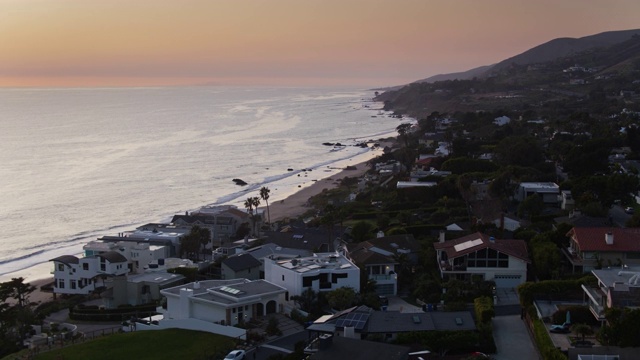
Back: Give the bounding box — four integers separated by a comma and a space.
474, 296, 495, 323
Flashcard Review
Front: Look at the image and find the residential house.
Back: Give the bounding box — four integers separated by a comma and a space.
241, 243, 312, 278
434, 232, 530, 288
83, 240, 170, 274
264, 253, 360, 297
264, 227, 339, 253
306, 305, 475, 341
171, 205, 251, 247
305, 335, 410, 360
581, 268, 640, 322
516, 182, 560, 204
493, 215, 521, 232
561, 190, 575, 211
221, 253, 262, 280
98, 230, 183, 258
347, 234, 420, 295
50, 251, 129, 295
160, 278, 287, 327
101, 271, 185, 308
564, 228, 640, 273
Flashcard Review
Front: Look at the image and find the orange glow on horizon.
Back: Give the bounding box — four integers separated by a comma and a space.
2, 0, 640, 88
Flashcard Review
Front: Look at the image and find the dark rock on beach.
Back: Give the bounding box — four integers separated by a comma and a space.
232, 178, 248, 186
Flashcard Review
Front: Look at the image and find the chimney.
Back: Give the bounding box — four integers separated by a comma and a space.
439, 231, 445, 243
193, 281, 200, 289
605, 232, 614, 245
244, 235, 249, 246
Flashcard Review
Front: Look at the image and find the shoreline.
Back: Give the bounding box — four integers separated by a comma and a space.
23, 159, 378, 305
13, 138, 396, 303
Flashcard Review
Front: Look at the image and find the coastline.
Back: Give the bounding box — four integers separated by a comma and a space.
23, 160, 375, 305
18, 139, 395, 303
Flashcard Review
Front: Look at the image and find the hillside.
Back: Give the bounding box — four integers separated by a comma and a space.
376, 31, 640, 119
412, 29, 640, 84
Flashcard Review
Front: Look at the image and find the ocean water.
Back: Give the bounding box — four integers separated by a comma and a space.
0, 86, 400, 282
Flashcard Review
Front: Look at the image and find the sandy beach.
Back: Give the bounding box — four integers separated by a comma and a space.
267, 160, 372, 222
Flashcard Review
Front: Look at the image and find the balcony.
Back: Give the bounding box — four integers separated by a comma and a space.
581, 284, 606, 321
370, 274, 395, 281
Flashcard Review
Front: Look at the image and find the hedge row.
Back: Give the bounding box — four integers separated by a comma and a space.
474, 296, 495, 324
70, 303, 158, 322
532, 318, 567, 360
517, 277, 593, 307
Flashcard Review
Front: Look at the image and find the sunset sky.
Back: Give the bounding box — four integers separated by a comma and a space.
2, 0, 639, 88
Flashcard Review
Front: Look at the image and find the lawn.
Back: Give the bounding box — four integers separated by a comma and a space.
33, 329, 237, 360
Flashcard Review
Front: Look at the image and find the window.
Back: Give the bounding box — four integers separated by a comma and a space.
58, 279, 65, 289
57, 264, 64, 271
82, 263, 89, 270
282, 275, 285, 281
70, 280, 77, 290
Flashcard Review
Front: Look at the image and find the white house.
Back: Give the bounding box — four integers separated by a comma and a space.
83, 240, 170, 274
160, 279, 287, 327
50, 251, 129, 295
493, 116, 511, 126
264, 253, 360, 297
434, 232, 530, 288
516, 182, 560, 204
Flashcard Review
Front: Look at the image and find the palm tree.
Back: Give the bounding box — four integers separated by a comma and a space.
244, 196, 261, 236
260, 186, 271, 224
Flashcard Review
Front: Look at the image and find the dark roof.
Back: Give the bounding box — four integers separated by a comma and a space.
365, 234, 420, 253
309, 336, 409, 360
433, 232, 530, 263
170, 214, 235, 226
348, 243, 397, 266
366, 311, 476, 333
554, 215, 611, 228
264, 229, 334, 252
569, 227, 640, 252
50, 255, 80, 265
222, 253, 262, 272
97, 251, 128, 263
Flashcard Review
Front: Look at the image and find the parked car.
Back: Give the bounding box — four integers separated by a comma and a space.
625, 207, 635, 214
549, 322, 571, 333
224, 350, 246, 360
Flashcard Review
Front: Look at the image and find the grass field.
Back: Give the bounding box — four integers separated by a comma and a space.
30, 328, 238, 360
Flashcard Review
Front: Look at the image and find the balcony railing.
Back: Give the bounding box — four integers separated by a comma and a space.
370, 274, 396, 281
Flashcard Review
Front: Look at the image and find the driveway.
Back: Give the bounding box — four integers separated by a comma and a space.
492, 315, 540, 360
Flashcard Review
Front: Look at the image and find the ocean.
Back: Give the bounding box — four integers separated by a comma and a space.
0, 86, 401, 282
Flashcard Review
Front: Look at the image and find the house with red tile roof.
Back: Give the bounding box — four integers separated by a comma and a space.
433, 232, 530, 288
564, 227, 640, 273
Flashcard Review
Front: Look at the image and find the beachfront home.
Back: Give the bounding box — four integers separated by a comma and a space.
83, 240, 170, 274
101, 271, 185, 308
160, 278, 287, 327
434, 232, 530, 288
171, 205, 251, 247
49, 251, 129, 295
564, 227, 640, 273
264, 252, 360, 297
98, 230, 183, 258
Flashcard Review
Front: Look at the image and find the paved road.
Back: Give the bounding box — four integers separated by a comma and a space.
492, 315, 540, 360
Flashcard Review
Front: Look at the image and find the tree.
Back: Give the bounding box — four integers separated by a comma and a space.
396, 123, 413, 148
350, 221, 375, 242
571, 323, 593, 343
326, 287, 357, 310
517, 193, 544, 219
244, 196, 261, 236
291, 288, 317, 312
260, 186, 271, 224
0, 278, 37, 356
